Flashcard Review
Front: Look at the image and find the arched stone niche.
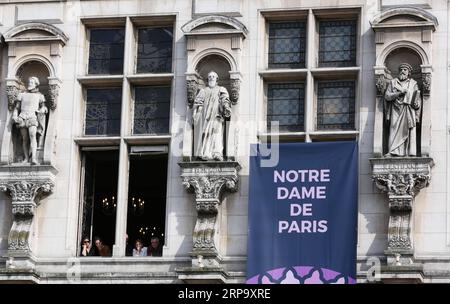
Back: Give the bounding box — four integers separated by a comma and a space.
0, 22, 68, 166
371, 7, 437, 157
182, 15, 247, 161
381, 47, 424, 156
10, 60, 51, 163
370, 7, 437, 270
0, 23, 66, 266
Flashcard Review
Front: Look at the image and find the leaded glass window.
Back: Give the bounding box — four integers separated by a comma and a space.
88, 29, 125, 75
85, 88, 122, 136
319, 20, 356, 67
317, 81, 355, 130
267, 83, 305, 132
133, 86, 171, 134
268, 22, 306, 69
137, 27, 173, 73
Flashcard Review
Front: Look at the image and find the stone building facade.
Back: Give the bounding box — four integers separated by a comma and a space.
0, 0, 448, 283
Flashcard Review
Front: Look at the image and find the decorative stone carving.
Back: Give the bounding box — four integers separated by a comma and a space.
180, 161, 240, 267
375, 74, 387, 96
11, 76, 48, 165
192, 71, 232, 161
0, 165, 56, 255
186, 79, 198, 108
422, 72, 431, 96
384, 63, 421, 157
230, 78, 240, 105
47, 83, 60, 110
6, 84, 19, 111
371, 157, 433, 265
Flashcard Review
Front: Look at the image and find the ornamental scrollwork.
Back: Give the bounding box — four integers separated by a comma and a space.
373, 173, 430, 197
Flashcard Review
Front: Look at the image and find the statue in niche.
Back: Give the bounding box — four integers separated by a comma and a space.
193, 71, 231, 161
384, 63, 421, 157
12, 77, 48, 165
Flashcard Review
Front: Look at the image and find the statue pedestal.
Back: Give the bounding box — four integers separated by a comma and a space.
0, 164, 57, 270
177, 161, 240, 279
371, 157, 433, 267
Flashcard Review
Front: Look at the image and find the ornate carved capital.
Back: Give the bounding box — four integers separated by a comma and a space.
6, 85, 19, 111
371, 157, 433, 263
0, 180, 54, 203
48, 83, 60, 110
182, 175, 238, 203
422, 72, 431, 95
0, 165, 57, 255
186, 79, 198, 108
180, 161, 240, 261
373, 173, 430, 197
230, 78, 240, 105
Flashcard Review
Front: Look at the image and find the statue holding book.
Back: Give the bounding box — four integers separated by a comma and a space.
384, 63, 421, 157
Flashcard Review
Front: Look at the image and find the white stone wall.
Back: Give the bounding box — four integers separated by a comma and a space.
0, 0, 449, 281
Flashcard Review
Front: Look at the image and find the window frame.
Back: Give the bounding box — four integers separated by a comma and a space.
76, 16, 176, 258
259, 8, 361, 142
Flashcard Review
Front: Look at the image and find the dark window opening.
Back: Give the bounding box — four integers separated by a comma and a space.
133, 86, 171, 135
79, 150, 119, 257
126, 152, 168, 256
137, 27, 173, 73
88, 28, 125, 75
85, 88, 122, 136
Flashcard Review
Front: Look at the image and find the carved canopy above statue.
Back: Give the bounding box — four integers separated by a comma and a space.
3, 22, 69, 45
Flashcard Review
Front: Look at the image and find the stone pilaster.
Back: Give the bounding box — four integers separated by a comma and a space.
0, 165, 57, 269
371, 157, 433, 266
179, 161, 240, 269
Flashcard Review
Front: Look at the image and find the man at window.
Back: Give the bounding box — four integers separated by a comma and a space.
148, 237, 162, 257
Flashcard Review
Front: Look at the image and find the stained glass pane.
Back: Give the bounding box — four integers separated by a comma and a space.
137, 27, 173, 73
317, 81, 355, 130
85, 88, 122, 136
267, 83, 304, 132
319, 20, 356, 67
133, 86, 171, 134
88, 29, 125, 75
269, 22, 306, 69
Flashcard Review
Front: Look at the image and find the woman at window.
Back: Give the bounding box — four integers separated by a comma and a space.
133, 239, 147, 257
80, 237, 98, 256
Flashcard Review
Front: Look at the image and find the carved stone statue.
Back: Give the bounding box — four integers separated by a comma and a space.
193, 71, 231, 161
384, 63, 421, 157
12, 77, 47, 165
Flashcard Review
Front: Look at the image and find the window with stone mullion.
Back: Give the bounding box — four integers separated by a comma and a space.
136, 27, 173, 73
85, 88, 123, 136
88, 28, 125, 75
268, 22, 306, 69
267, 83, 305, 132
133, 86, 171, 135
316, 80, 355, 130
318, 20, 356, 67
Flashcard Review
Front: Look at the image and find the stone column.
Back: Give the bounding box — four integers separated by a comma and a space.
0, 165, 56, 269
371, 157, 433, 265
179, 161, 240, 268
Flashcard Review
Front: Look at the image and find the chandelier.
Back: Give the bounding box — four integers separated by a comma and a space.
138, 226, 164, 238
131, 197, 145, 216
101, 196, 116, 215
